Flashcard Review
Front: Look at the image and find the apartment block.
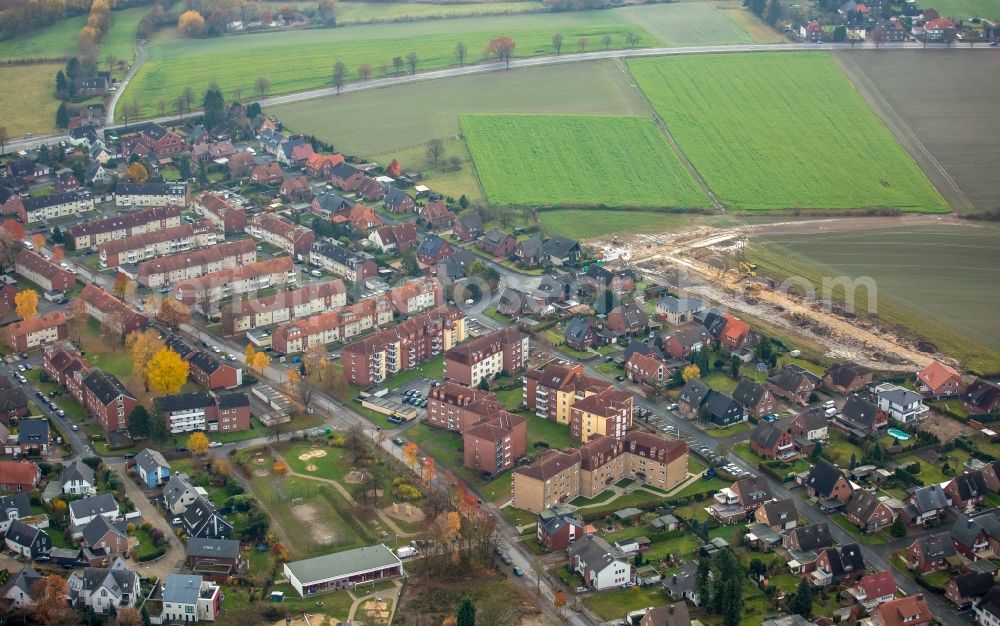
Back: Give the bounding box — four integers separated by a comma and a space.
248, 213, 315, 258
14, 249, 75, 292
99, 220, 218, 268
569, 389, 634, 443
309, 241, 378, 284
173, 257, 294, 308
444, 328, 529, 387
387, 277, 443, 316
524, 362, 613, 424
192, 192, 248, 234
220, 280, 348, 334
80, 285, 150, 334
270, 297, 394, 354
13, 190, 94, 224
137, 239, 257, 288
114, 182, 190, 208
3, 311, 66, 351
66, 206, 182, 250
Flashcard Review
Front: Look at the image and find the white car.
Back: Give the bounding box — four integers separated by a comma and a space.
209, 441, 223, 448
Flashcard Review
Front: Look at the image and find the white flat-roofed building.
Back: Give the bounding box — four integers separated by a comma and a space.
283, 544, 403, 597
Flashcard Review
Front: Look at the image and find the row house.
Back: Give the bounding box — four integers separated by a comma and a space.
192, 192, 248, 234
3, 311, 66, 351
270, 297, 394, 354
43, 347, 92, 403
66, 205, 182, 250
767, 364, 822, 406
569, 389, 633, 443
309, 241, 378, 283
10, 190, 95, 224
79, 285, 150, 334
14, 249, 75, 292
114, 182, 189, 208
523, 362, 612, 424
388, 277, 443, 315
220, 280, 347, 334
444, 328, 529, 388
173, 257, 294, 308
341, 306, 466, 387
136, 239, 257, 288
83, 371, 138, 433
99, 220, 218, 268
249, 213, 316, 258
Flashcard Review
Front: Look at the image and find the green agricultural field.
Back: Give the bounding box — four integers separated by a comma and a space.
0, 14, 88, 61
0, 63, 62, 137
923, 0, 1000, 19
628, 53, 948, 212
101, 7, 146, 65
335, 1, 546, 24
750, 223, 1000, 373
123, 12, 657, 117
462, 114, 709, 208
536, 209, 692, 239
617, 1, 763, 45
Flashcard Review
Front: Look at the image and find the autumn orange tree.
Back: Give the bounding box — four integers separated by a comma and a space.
187, 431, 210, 455
682, 363, 701, 382
126, 161, 148, 183
14, 289, 38, 320
252, 351, 269, 372
403, 442, 418, 468
32, 233, 44, 249
388, 159, 401, 177
113, 272, 132, 298
178, 9, 205, 36
424, 457, 436, 483
554, 590, 567, 613
486, 36, 516, 68
52, 245, 64, 261
146, 348, 189, 395
156, 299, 191, 329
126, 329, 165, 391
31, 574, 73, 625
273, 460, 288, 474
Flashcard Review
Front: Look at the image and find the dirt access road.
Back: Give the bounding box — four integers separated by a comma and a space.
592, 214, 965, 371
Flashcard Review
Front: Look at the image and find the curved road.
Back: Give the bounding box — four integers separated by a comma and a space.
105, 41, 146, 126
13, 39, 992, 153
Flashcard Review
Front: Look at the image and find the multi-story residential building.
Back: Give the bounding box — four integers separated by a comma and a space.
248, 213, 315, 258
82, 371, 138, 433
114, 182, 189, 208
309, 241, 378, 283
341, 307, 466, 387
212, 393, 251, 433
80, 285, 150, 334
137, 239, 257, 288
192, 192, 248, 234
187, 351, 242, 391
174, 257, 294, 308
154, 392, 217, 434
14, 249, 76, 292
271, 297, 394, 354
463, 411, 527, 476
523, 362, 612, 424
160, 574, 221, 623
512, 433, 687, 513
3, 311, 66, 351
220, 280, 348, 334
66, 206, 183, 250
425, 383, 505, 432
99, 220, 218, 268
43, 346, 92, 402
387, 277, 443, 315
11, 190, 94, 223
445, 328, 529, 388
874, 383, 929, 423
569, 389, 633, 443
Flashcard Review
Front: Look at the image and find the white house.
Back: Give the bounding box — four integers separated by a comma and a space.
0, 494, 32, 534
567, 536, 632, 591
976, 587, 1000, 626
0, 567, 42, 608
61, 460, 96, 496
163, 474, 202, 515
875, 384, 928, 423
160, 574, 221, 622
69, 493, 120, 529
68, 559, 141, 614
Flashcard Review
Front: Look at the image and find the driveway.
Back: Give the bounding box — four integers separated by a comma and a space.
111, 462, 186, 582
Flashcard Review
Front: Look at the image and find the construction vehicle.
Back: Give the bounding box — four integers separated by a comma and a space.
739, 261, 758, 277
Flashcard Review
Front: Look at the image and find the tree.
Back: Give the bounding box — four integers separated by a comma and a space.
406, 51, 419, 74
178, 9, 206, 36
789, 578, 812, 617
358, 63, 372, 80
244, 344, 256, 367
457, 595, 476, 626
126, 329, 165, 391
602, 34, 612, 50
127, 162, 148, 183
146, 348, 189, 396
682, 363, 701, 382
332, 60, 347, 94
202, 86, 226, 129
157, 299, 191, 329
578, 37, 588, 52
387, 159, 401, 177
252, 351, 269, 372
273, 460, 288, 475
66, 297, 86, 343
486, 36, 515, 69
625, 31, 640, 48
255, 76, 270, 98
763, 0, 781, 25
403, 442, 418, 468
811, 440, 823, 459
889, 515, 907, 538
850, 452, 857, 469
454, 41, 468, 66
426, 139, 444, 167
553, 590, 567, 613
696, 554, 712, 608
55, 71, 68, 99
424, 457, 436, 483
14, 289, 38, 320
113, 608, 144, 626
150, 411, 169, 442
709, 549, 744, 626
56, 102, 69, 128
129, 405, 152, 439
30, 574, 73, 625
392, 56, 404, 75
730, 355, 740, 378
552, 33, 563, 54
187, 431, 210, 455
52, 245, 64, 261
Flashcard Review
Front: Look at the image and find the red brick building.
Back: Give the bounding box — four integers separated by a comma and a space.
248, 213, 316, 258
66, 205, 183, 250
444, 328, 529, 387
211, 393, 252, 433
425, 383, 505, 432
14, 249, 76, 292
82, 370, 138, 432
463, 411, 527, 476
43, 346, 92, 403
3, 311, 67, 351
188, 351, 242, 391
193, 192, 248, 234
80, 285, 150, 334
915, 360, 963, 398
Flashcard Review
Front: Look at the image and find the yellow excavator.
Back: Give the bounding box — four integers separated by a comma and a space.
739, 261, 758, 277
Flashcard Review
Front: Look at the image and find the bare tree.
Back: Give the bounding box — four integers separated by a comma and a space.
625, 31, 639, 48
406, 51, 418, 74
552, 33, 563, 55
426, 139, 444, 167
578, 37, 588, 52
255, 76, 270, 98
602, 34, 612, 50
454, 41, 468, 66
392, 56, 404, 75
346, 424, 371, 464
296, 377, 315, 414
357, 63, 372, 80
0, 126, 7, 156
477, 586, 519, 626
175, 96, 185, 119
181, 85, 195, 114
156, 99, 166, 116
233, 86, 243, 103
332, 60, 347, 94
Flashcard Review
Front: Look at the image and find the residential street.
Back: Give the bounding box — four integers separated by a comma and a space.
111, 461, 187, 582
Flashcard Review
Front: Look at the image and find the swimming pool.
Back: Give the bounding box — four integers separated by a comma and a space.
887, 428, 910, 441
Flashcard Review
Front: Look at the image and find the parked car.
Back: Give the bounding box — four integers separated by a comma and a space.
615, 375, 625, 382
392, 437, 404, 446
512, 566, 524, 577
762, 414, 778, 423
575, 586, 588, 594
665, 402, 678, 411
209, 441, 223, 448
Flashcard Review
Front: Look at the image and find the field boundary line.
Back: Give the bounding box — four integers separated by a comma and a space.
832, 51, 972, 214
620, 58, 725, 214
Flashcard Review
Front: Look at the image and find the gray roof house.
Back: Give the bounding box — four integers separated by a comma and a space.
1, 566, 42, 608
662, 561, 701, 606
68, 559, 140, 614
134, 448, 171, 487
5, 518, 51, 559
0, 493, 32, 533
541, 235, 580, 266
69, 493, 120, 529
61, 460, 96, 496
163, 473, 200, 514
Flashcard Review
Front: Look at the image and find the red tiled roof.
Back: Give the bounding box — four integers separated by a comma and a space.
5, 310, 65, 337
859, 569, 895, 601
0, 460, 39, 486
917, 360, 961, 389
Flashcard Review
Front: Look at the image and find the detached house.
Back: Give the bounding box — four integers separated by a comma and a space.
182, 496, 232, 539
69, 493, 120, 529
902, 484, 950, 526
0, 566, 42, 608
732, 378, 776, 418
61, 460, 96, 496
384, 187, 416, 213
608, 303, 648, 335
844, 490, 895, 533
68, 560, 141, 615
453, 212, 484, 242
677, 379, 746, 428
477, 228, 517, 258
790, 407, 828, 443
655, 296, 705, 326
835, 395, 885, 437
537, 505, 587, 551
749, 422, 795, 460
963, 378, 1000, 415
802, 459, 853, 503
875, 383, 928, 423
626, 352, 671, 387
710, 475, 772, 523
754, 498, 798, 531
951, 512, 1000, 560
945, 471, 989, 510
330, 162, 365, 191
907, 532, 959, 574
871, 595, 932, 626
944, 571, 994, 609
851, 569, 896, 608
915, 360, 963, 398
823, 362, 873, 394
541, 235, 580, 267
664, 328, 710, 360
813, 543, 865, 586
567, 536, 632, 591
768, 364, 821, 406
418, 200, 453, 229
5, 519, 51, 559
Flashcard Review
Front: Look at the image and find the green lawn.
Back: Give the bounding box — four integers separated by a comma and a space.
0, 63, 63, 137
278, 441, 354, 484
830, 513, 890, 545
704, 422, 749, 437
924, 0, 1000, 19
335, 0, 545, 23
385, 353, 444, 389
616, 2, 770, 44
524, 413, 575, 451
403, 422, 515, 503
124, 12, 656, 118
102, 7, 146, 64
496, 386, 523, 411
628, 53, 948, 212
0, 14, 89, 61
462, 114, 708, 208
702, 371, 740, 395
823, 430, 865, 468
673, 476, 729, 499
583, 585, 669, 621
130, 526, 163, 559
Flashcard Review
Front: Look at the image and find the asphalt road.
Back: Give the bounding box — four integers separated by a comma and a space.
105, 41, 146, 126
12, 39, 994, 153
